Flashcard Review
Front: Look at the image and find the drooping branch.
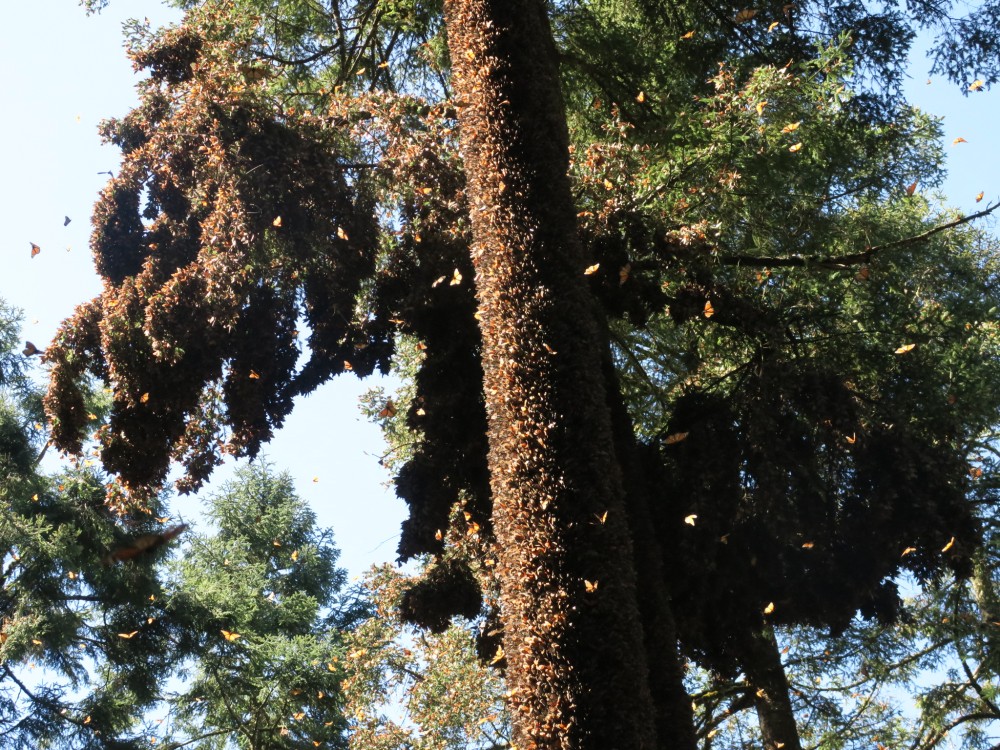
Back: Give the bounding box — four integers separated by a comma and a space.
1, 665, 91, 732
43, 24, 389, 500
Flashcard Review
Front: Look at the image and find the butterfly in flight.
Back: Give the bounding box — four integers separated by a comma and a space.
103, 524, 189, 565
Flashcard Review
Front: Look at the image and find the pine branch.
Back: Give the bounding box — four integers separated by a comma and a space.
161, 728, 233, 750
716, 201, 1000, 269
959, 656, 1000, 718
1, 665, 89, 731
608, 328, 673, 415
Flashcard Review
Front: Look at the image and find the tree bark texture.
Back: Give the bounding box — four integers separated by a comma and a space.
443, 1, 658, 747
603, 356, 698, 750
971, 548, 1000, 625
743, 625, 803, 750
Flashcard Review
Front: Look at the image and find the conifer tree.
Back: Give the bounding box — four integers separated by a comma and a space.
44, 0, 1000, 747
158, 463, 368, 749
1, 297, 365, 747
0, 299, 173, 749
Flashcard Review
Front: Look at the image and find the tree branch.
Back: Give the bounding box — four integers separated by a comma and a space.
716, 201, 1000, 269
959, 656, 1000, 718
161, 727, 233, 750
1, 664, 90, 731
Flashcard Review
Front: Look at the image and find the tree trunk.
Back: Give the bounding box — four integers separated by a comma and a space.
971, 548, 1000, 625
603, 355, 698, 750
443, 1, 658, 747
743, 624, 802, 750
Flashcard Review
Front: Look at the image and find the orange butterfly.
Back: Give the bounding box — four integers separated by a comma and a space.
30, 243, 40, 258
104, 524, 189, 564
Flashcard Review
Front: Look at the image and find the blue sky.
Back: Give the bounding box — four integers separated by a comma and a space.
1, 2, 997, 577
903, 37, 1000, 214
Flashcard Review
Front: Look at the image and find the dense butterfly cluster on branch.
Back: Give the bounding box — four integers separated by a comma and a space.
30, 0, 1000, 747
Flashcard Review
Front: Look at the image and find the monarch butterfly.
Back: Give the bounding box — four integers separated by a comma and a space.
103, 524, 189, 564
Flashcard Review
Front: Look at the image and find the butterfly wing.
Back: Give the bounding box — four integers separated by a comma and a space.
104, 524, 190, 564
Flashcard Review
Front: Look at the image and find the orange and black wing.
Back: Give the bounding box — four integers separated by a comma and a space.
104, 524, 189, 564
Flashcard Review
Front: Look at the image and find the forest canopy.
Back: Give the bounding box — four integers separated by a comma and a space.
29, 0, 1000, 748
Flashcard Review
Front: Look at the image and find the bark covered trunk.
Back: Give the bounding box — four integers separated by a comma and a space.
603, 356, 698, 750
971, 548, 1000, 624
443, 1, 659, 747
743, 625, 802, 750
